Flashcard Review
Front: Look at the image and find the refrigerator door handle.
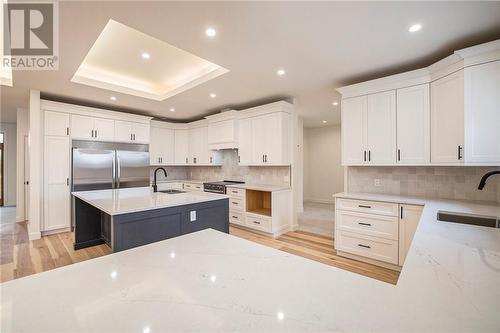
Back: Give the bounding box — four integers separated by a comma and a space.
112, 154, 117, 189
116, 155, 121, 188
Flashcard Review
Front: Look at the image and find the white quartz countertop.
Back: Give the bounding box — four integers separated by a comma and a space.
2, 194, 500, 332
72, 187, 228, 215
226, 183, 291, 192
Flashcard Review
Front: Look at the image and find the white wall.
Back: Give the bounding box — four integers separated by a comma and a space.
16, 108, 29, 221
28, 90, 41, 240
303, 124, 343, 204
0, 122, 17, 206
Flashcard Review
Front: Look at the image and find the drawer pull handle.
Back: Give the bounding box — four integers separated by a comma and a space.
358, 222, 371, 226
253, 221, 261, 224
232, 216, 238, 219
232, 202, 238, 205
358, 244, 371, 249
358, 205, 371, 209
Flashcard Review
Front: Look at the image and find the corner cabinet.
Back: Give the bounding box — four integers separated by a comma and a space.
431, 70, 465, 165
238, 110, 291, 166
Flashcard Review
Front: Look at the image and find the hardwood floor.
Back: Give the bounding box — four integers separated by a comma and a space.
0, 222, 399, 285
0, 222, 111, 283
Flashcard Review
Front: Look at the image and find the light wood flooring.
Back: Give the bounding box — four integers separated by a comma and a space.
0, 222, 399, 285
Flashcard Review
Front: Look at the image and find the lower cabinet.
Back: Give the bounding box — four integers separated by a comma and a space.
43, 136, 71, 232
335, 198, 423, 267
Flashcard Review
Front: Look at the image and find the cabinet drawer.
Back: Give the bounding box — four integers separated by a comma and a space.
246, 214, 271, 232
336, 211, 398, 240
183, 183, 203, 192
229, 198, 244, 211
227, 187, 245, 197
336, 230, 398, 265
229, 212, 244, 226
336, 198, 398, 217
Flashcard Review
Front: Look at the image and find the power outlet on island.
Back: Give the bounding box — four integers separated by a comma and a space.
374, 179, 381, 187
190, 211, 197, 222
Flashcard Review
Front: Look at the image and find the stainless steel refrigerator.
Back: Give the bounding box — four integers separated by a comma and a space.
72, 140, 150, 192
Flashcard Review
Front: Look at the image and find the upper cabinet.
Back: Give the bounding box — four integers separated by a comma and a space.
431, 70, 465, 164
44, 111, 70, 137
71, 115, 115, 142
188, 122, 223, 166
338, 39, 500, 166
150, 123, 174, 165
238, 103, 291, 166
341, 91, 396, 165
464, 60, 500, 164
115, 120, 150, 144
396, 84, 430, 165
174, 129, 189, 165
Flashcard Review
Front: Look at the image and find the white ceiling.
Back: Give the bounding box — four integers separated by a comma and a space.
2, 1, 500, 127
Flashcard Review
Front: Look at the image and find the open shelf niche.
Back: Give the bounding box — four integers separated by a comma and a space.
246, 189, 272, 217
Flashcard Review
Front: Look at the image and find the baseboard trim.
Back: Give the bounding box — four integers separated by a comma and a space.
41, 227, 71, 236
28, 231, 41, 240
337, 250, 402, 271
304, 198, 335, 205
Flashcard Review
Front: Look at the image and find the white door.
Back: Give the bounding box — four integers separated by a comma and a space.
261, 113, 283, 165
44, 111, 69, 137
431, 70, 464, 164
133, 123, 150, 144
341, 96, 366, 165
238, 118, 252, 165
43, 136, 70, 231
71, 115, 94, 140
174, 129, 189, 165
149, 126, 163, 165
464, 60, 500, 164
114, 120, 134, 143
251, 116, 267, 165
93, 118, 115, 142
398, 204, 423, 265
396, 84, 430, 164
366, 90, 396, 164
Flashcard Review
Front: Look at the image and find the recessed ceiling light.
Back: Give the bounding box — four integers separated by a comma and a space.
110, 96, 117, 101
141, 52, 151, 59
332, 101, 338, 106
210, 93, 216, 98
169, 108, 175, 112
408, 24, 422, 33
322, 120, 327, 124
277, 69, 286, 76
205, 28, 217, 37
277, 312, 285, 320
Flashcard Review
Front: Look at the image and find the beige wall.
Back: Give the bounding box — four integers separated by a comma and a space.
347, 166, 500, 203
0, 122, 17, 206
303, 125, 344, 204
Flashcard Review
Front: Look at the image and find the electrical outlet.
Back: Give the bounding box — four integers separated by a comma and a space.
190, 211, 196, 222
374, 179, 381, 187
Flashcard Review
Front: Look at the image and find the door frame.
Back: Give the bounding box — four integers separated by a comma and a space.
0, 132, 4, 207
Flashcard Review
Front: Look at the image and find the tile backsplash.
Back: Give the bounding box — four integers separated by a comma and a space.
347, 166, 500, 203
150, 149, 291, 187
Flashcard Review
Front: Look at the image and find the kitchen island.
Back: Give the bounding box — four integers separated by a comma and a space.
1, 194, 499, 331
72, 187, 229, 252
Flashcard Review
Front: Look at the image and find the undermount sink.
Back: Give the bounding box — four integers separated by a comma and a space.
159, 189, 186, 194
437, 211, 500, 228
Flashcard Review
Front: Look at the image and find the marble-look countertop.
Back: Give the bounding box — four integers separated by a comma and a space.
2, 193, 500, 331
72, 187, 228, 216
226, 183, 291, 192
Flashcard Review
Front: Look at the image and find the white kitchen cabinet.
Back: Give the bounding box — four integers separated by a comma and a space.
396, 84, 430, 164
44, 111, 70, 137
43, 136, 70, 231
341, 96, 366, 165
115, 120, 150, 144
431, 70, 465, 164
241, 112, 290, 166
464, 60, 500, 164
174, 129, 189, 165
237, 118, 253, 165
189, 126, 208, 165
71, 115, 114, 141
150, 126, 174, 165
71, 115, 95, 140
206, 111, 238, 150
398, 204, 423, 265
93, 118, 115, 142
366, 91, 396, 164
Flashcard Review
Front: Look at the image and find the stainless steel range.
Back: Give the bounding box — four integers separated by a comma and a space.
203, 181, 245, 194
